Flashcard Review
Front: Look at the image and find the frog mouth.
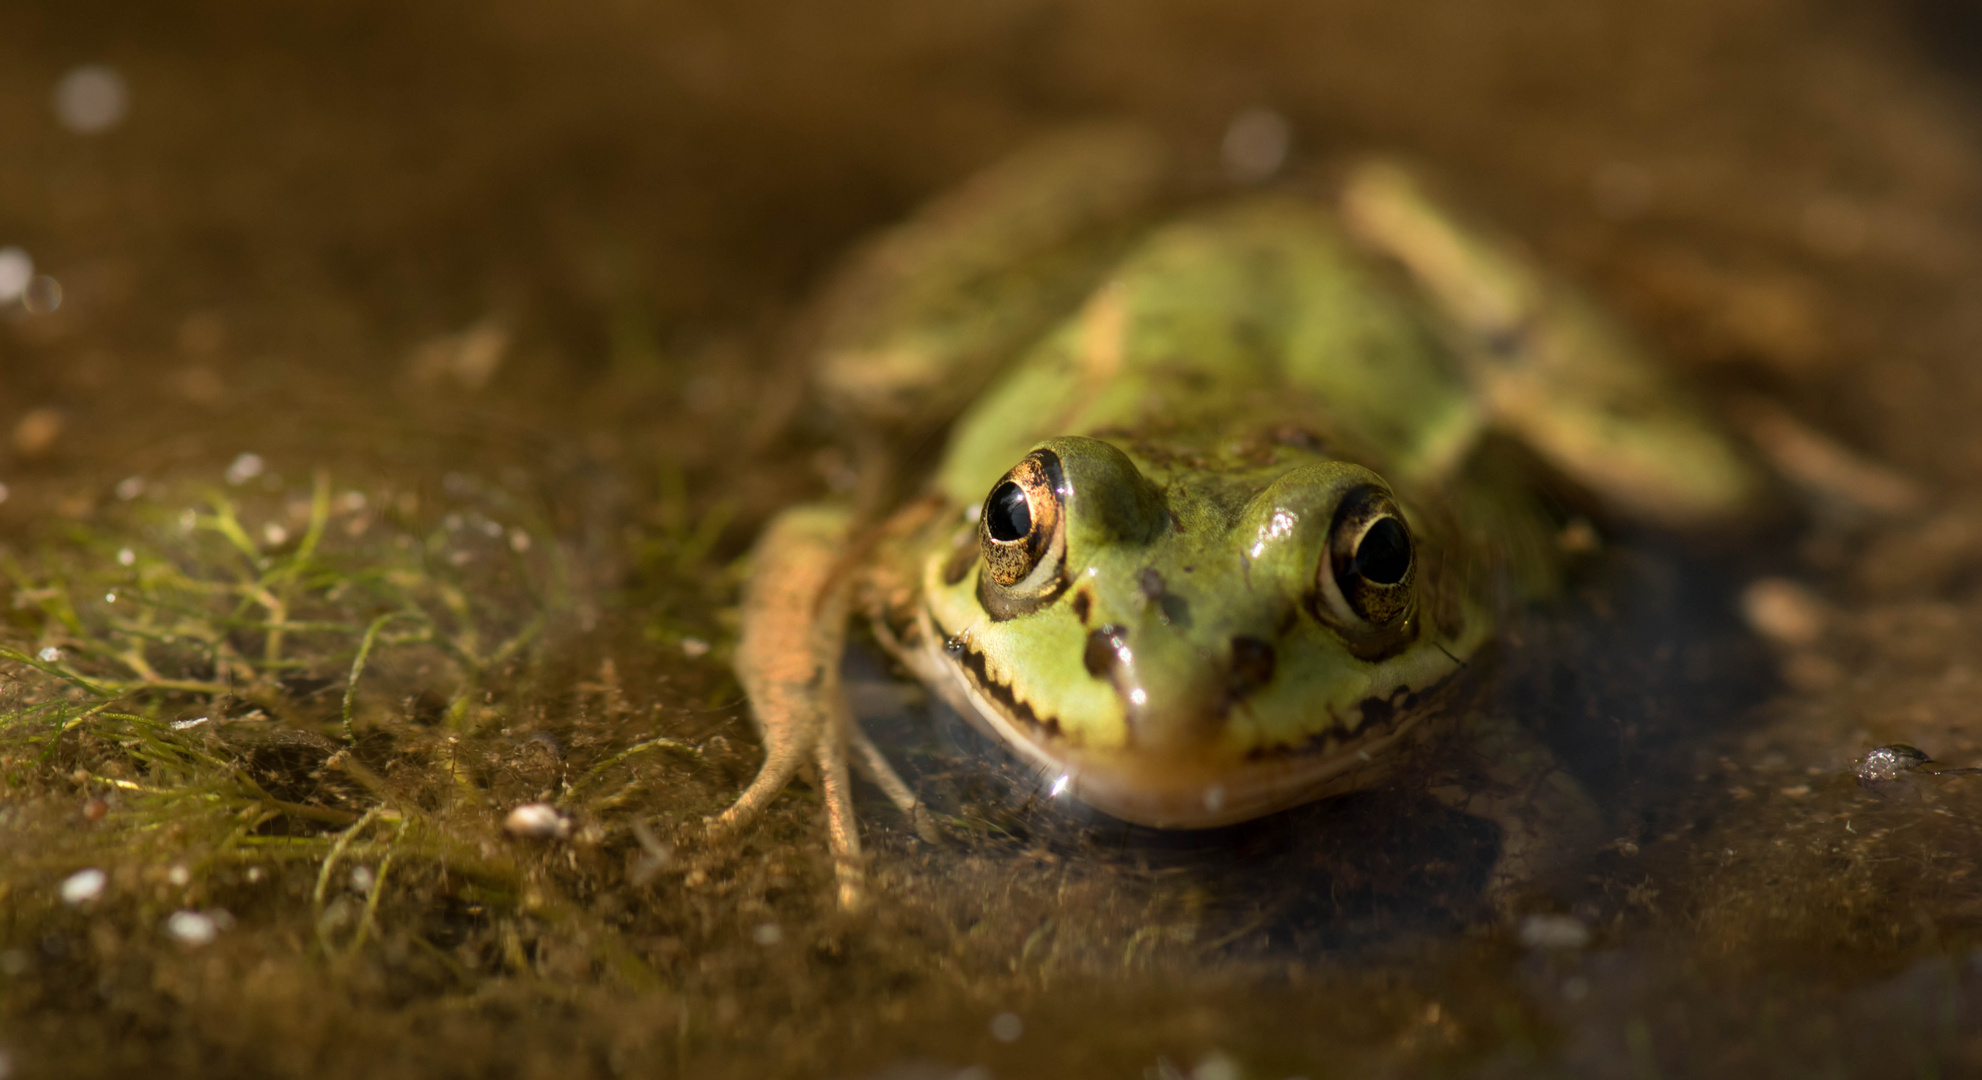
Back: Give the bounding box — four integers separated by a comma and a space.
910, 608, 1460, 828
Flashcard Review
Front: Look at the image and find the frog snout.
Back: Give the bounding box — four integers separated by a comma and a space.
1083, 622, 1276, 754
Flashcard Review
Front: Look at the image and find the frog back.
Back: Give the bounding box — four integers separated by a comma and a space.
934, 196, 1486, 507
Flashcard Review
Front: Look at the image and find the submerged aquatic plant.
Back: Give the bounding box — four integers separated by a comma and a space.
0, 466, 718, 1001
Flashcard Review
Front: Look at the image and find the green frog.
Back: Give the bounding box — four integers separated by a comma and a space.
710, 124, 1764, 910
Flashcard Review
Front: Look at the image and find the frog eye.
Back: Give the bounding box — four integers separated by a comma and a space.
979, 449, 1067, 594
1318, 486, 1416, 631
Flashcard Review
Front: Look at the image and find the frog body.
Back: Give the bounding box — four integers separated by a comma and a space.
715, 125, 1764, 909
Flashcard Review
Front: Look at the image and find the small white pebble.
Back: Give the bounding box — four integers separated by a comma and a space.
508, 527, 531, 553
116, 547, 135, 566
989, 1011, 1023, 1042
262, 522, 288, 546
751, 922, 782, 946
36, 647, 60, 663
59, 867, 106, 905
349, 865, 375, 895
167, 864, 191, 886
680, 637, 710, 658
164, 910, 218, 946
1518, 913, 1592, 950
224, 452, 264, 486
503, 802, 570, 840
245, 867, 264, 883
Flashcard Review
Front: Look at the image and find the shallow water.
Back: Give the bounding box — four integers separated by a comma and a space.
7, 1, 1982, 1077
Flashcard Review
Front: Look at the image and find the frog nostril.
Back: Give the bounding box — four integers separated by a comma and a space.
1227, 636, 1276, 699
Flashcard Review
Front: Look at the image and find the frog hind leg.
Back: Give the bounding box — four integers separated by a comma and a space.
1428, 711, 1601, 916
711, 505, 867, 908
1341, 162, 1767, 531
807, 123, 1181, 437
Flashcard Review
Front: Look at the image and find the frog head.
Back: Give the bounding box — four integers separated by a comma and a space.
919, 435, 1488, 827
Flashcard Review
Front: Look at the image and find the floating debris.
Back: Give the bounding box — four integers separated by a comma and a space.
1856, 744, 1982, 784
58, 868, 106, 906
1518, 914, 1592, 950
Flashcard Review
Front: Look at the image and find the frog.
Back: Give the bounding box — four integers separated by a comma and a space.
706, 123, 1766, 912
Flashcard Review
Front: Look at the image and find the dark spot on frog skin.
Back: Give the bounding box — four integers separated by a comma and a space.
1226, 636, 1276, 701
1356, 686, 1419, 730
1071, 590, 1092, 624
1139, 568, 1192, 628
956, 638, 1059, 736
1084, 624, 1129, 680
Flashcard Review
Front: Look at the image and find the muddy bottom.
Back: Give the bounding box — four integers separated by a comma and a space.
7, 1, 1982, 1077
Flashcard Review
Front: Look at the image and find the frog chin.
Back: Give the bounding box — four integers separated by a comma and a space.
908, 609, 1453, 829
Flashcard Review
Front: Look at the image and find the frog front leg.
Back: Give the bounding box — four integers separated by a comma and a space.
711, 505, 935, 909
1428, 711, 1601, 915
707, 505, 874, 909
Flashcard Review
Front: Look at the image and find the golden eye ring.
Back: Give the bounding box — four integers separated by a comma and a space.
979, 449, 1066, 593
1316, 485, 1416, 631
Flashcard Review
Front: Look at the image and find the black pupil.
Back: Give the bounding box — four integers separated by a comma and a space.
987, 482, 1032, 542
1352, 517, 1411, 585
